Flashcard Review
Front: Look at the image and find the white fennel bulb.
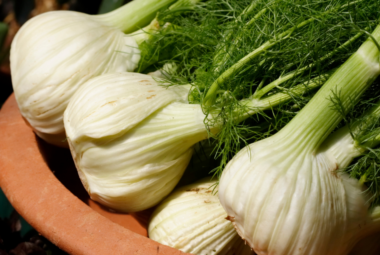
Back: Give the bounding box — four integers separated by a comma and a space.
63, 67, 325, 211
219, 130, 374, 255
219, 25, 380, 255
64, 72, 212, 212
10, 0, 176, 147
149, 178, 255, 255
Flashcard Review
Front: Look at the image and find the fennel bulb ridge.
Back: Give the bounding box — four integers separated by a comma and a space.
219, 135, 371, 255
149, 178, 255, 255
64, 72, 210, 212
11, 11, 140, 146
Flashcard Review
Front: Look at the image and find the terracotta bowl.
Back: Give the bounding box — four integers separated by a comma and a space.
0, 94, 189, 255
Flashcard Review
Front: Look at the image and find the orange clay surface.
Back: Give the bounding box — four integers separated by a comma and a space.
0, 94, 188, 255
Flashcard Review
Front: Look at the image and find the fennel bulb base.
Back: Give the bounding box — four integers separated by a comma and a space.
219, 134, 377, 255
64, 72, 209, 213
35, 130, 68, 148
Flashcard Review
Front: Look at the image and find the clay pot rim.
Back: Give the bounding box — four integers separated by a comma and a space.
0, 94, 188, 255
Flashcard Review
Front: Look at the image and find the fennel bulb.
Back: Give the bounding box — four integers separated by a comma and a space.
218, 24, 380, 255
64, 72, 211, 212
62, 0, 367, 214
63, 69, 317, 212
149, 178, 254, 255
11, 0, 176, 147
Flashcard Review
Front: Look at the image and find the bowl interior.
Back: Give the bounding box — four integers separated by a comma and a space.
0, 95, 187, 255
36, 138, 152, 237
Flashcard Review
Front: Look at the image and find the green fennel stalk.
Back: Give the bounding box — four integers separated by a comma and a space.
96, 0, 177, 33
143, 0, 380, 183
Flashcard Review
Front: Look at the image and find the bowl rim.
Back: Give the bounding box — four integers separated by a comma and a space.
0, 94, 188, 255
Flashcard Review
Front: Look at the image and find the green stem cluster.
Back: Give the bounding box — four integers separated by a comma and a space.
279, 24, 380, 153
212, 2, 268, 74
147, 0, 380, 181
203, 0, 363, 107
97, 0, 177, 33
252, 31, 365, 99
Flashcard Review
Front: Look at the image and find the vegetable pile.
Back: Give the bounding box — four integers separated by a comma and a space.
10, 0, 380, 254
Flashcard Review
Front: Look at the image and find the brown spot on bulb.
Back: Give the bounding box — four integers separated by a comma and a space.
186, 188, 200, 192
226, 216, 235, 222
101, 100, 117, 107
